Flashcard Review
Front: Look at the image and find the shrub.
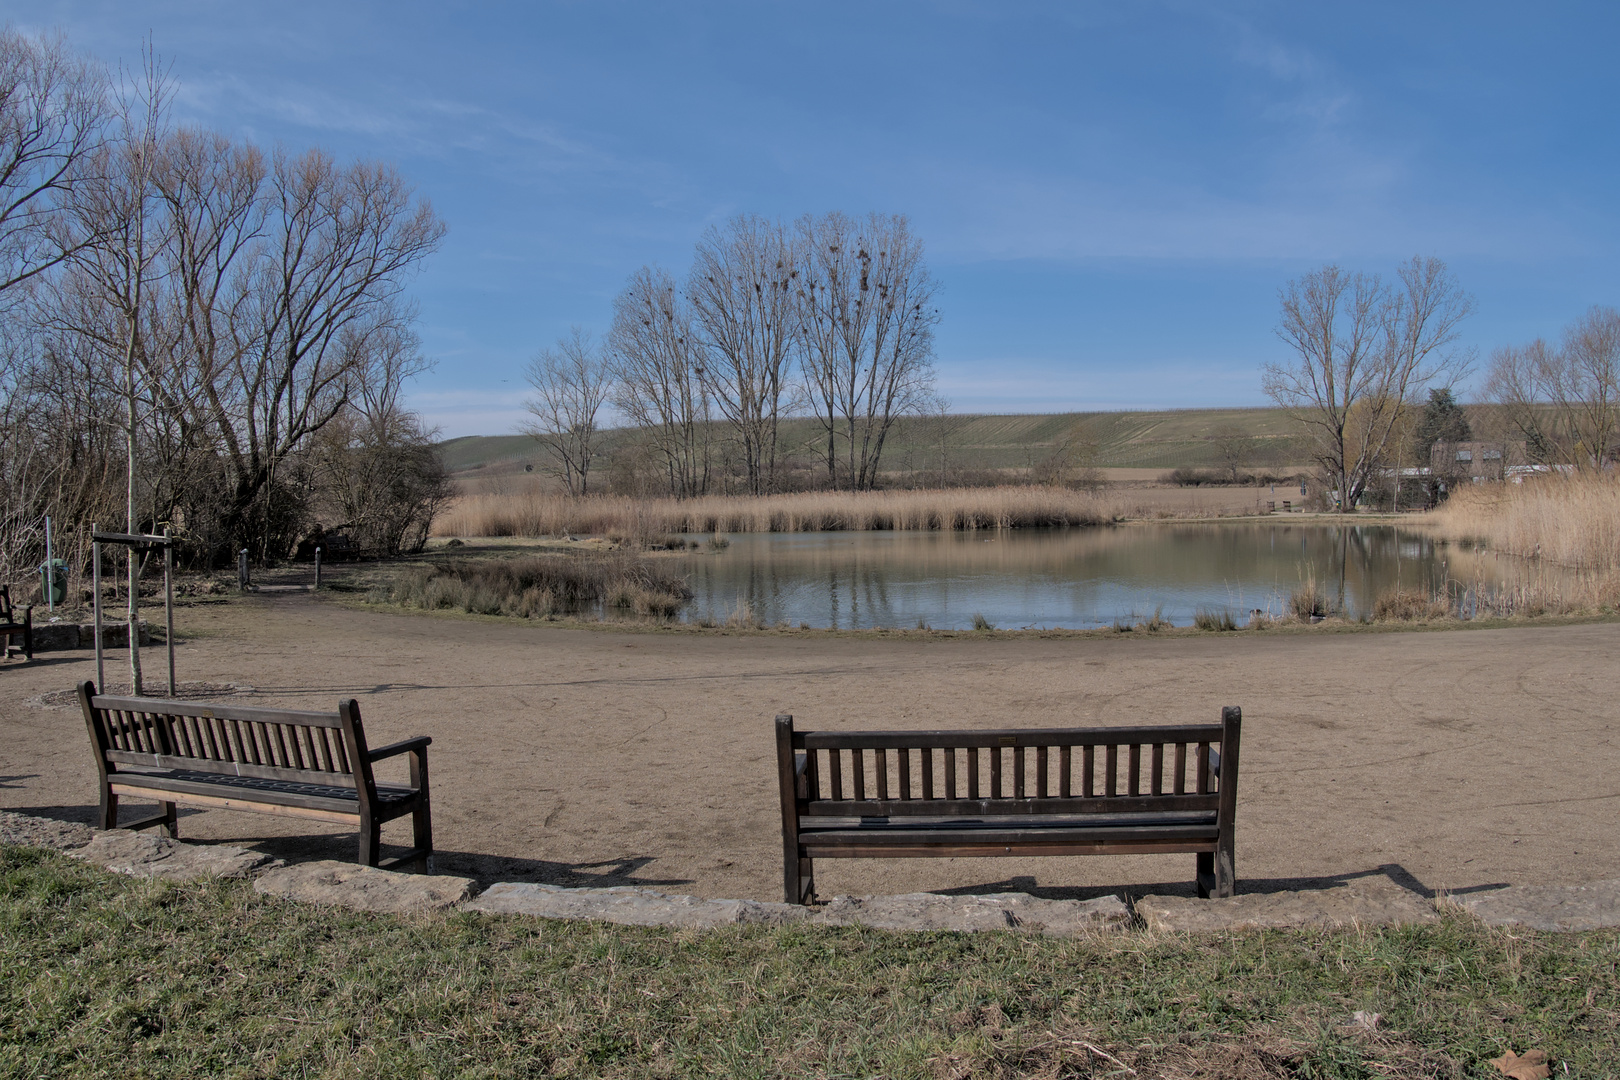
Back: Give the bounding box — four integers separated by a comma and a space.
971, 612, 994, 631
1137, 606, 1171, 632
1192, 608, 1237, 631
1372, 588, 1450, 622
1289, 577, 1329, 621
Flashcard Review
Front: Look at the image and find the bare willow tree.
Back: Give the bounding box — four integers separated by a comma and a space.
1264, 257, 1472, 510
208, 149, 445, 558
795, 212, 939, 490
1487, 306, 1620, 470
0, 29, 107, 301
523, 327, 612, 496
608, 267, 710, 497
689, 216, 799, 494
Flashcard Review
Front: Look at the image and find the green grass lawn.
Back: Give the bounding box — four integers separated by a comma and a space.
3, 845, 1615, 1078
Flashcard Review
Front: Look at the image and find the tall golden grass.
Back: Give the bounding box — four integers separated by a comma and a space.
1424, 473, 1620, 573
431, 486, 1128, 537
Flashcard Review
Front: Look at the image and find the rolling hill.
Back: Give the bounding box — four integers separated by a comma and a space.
438, 407, 1310, 479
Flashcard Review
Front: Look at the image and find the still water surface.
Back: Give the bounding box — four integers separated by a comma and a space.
673, 523, 1505, 630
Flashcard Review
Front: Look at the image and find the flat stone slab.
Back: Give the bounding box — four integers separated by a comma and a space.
0, 811, 94, 850
255, 860, 473, 914
465, 885, 1126, 935
1456, 880, 1620, 932
466, 883, 809, 928
1137, 877, 1439, 932
71, 830, 277, 881
815, 891, 1129, 936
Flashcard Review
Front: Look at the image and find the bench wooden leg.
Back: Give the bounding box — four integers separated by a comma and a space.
359, 821, 382, 867
102, 792, 177, 836
785, 851, 816, 905
411, 803, 433, 873
1213, 848, 1235, 899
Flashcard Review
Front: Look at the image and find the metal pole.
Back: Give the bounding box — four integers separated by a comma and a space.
92, 525, 103, 691
314, 546, 322, 590
44, 515, 53, 615
239, 548, 249, 592
164, 525, 175, 696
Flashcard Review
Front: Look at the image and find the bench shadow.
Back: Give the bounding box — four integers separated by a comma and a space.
3, 803, 692, 891
928, 863, 1512, 902
8, 804, 1513, 901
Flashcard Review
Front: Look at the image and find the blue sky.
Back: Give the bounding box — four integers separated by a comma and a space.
10, 2, 1619, 436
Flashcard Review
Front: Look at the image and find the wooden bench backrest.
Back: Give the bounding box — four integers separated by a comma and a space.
781, 711, 1240, 818
0, 584, 19, 623
76, 681, 377, 793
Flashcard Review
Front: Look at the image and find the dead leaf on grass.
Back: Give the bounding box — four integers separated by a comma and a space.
1490, 1048, 1551, 1080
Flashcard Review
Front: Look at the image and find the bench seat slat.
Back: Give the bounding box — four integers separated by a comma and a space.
800, 823, 1219, 848
109, 769, 417, 816
800, 725, 1222, 750
804, 838, 1218, 859
104, 748, 356, 788
803, 794, 1219, 817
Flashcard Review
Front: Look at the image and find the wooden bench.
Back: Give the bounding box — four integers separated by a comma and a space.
0, 584, 32, 660
77, 681, 434, 870
775, 707, 1241, 904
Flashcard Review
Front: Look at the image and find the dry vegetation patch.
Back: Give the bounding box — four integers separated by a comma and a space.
375, 555, 693, 619
1425, 473, 1620, 572
434, 486, 1124, 537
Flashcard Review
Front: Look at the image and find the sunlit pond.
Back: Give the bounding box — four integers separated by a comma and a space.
672, 523, 1515, 630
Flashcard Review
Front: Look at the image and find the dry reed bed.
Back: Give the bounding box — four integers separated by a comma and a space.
1424, 473, 1620, 572
432, 487, 1129, 538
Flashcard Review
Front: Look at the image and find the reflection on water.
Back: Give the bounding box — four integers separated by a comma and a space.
674, 524, 1512, 630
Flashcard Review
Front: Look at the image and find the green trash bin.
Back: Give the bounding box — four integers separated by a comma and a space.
39, 559, 66, 605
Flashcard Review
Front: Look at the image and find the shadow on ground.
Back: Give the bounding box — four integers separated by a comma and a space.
6, 802, 693, 890
9, 802, 1516, 901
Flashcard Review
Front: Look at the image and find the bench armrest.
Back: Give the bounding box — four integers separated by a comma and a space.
368, 735, 432, 762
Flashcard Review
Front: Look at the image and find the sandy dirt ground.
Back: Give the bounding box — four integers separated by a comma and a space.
3, 588, 1615, 904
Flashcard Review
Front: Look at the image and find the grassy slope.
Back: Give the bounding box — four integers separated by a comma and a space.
3, 845, 1615, 1078
439, 407, 1310, 477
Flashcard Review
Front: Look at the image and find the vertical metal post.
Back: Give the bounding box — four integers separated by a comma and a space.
314, 546, 322, 590
44, 515, 53, 614
238, 548, 249, 592
164, 526, 175, 696
92, 525, 103, 691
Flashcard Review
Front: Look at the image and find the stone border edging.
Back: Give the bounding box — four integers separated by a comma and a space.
4, 811, 1617, 934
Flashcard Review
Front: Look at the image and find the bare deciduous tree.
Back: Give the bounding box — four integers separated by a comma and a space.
1486, 306, 1620, 469
607, 267, 710, 497
795, 212, 939, 490
213, 149, 445, 557
523, 327, 612, 496
689, 216, 799, 494
1210, 423, 1255, 482
1264, 257, 1472, 510
0, 29, 107, 300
